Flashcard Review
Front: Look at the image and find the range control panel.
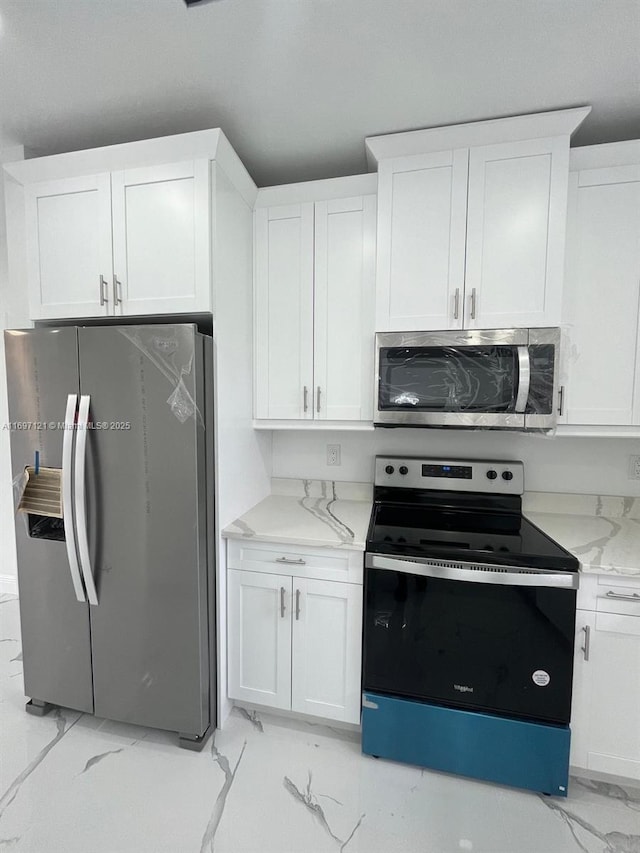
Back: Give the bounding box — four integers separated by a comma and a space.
375, 457, 524, 495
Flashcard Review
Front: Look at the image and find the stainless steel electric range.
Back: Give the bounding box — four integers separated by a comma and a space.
361, 456, 579, 797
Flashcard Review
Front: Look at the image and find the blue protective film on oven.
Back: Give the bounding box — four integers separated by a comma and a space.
361, 692, 571, 797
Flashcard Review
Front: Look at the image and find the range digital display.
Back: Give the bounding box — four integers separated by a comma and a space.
421, 464, 472, 480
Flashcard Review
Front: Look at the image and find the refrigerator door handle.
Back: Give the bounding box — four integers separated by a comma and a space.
74, 395, 99, 606
62, 394, 86, 603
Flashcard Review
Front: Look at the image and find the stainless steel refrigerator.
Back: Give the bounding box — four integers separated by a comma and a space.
4, 323, 215, 750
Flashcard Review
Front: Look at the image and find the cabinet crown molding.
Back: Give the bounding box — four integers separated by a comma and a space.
2, 128, 257, 208
365, 106, 592, 168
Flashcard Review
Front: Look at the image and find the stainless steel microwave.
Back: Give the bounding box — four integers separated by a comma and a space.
374, 328, 561, 430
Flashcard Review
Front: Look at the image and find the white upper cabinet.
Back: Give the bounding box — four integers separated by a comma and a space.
254, 175, 377, 424
25, 161, 210, 319
562, 146, 640, 426
26, 174, 114, 319
6, 130, 257, 321
254, 203, 315, 420
465, 137, 568, 329
111, 161, 211, 316
367, 108, 590, 332
375, 150, 467, 331
314, 196, 377, 420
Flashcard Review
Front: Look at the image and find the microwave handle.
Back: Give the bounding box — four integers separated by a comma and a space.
514, 346, 531, 413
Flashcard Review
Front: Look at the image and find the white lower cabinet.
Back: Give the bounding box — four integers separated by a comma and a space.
571, 592, 640, 780
227, 549, 363, 725
291, 579, 362, 722
227, 570, 292, 710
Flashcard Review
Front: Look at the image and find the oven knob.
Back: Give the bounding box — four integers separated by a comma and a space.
502, 470, 514, 481
486, 470, 497, 480
399, 466, 409, 475
385, 465, 394, 475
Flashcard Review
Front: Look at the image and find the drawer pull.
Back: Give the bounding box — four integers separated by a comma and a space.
605, 590, 640, 602
276, 557, 306, 565
581, 625, 591, 661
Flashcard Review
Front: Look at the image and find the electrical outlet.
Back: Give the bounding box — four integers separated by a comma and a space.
327, 444, 341, 467
629, 455, 640, 480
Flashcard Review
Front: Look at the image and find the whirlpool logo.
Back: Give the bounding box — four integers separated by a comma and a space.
454, 684, 474, 693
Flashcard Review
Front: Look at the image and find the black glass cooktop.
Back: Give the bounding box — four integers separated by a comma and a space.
367, 492, 579, 572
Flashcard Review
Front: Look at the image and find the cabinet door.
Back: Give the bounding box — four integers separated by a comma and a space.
291, 579, 362, 724
569, 609, 594, 770
562, 167, 640, 425
375, 150, 468, 331
111, 161, 210, 315
26, 174, 113, 319
254, 203, 314, 419
314, 195, 376, 420
465, 137, 568, 329
581, 612, 640, 780
227, 570, 292, 710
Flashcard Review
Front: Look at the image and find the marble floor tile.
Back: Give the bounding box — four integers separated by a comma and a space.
1, 597, 639, 853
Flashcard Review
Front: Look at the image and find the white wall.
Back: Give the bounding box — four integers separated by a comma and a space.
272, 429, 640, 497
0, 147, 25, 593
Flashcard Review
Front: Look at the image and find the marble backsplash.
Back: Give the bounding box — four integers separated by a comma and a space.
271, 477, 373, 502
523, 492, 640, 519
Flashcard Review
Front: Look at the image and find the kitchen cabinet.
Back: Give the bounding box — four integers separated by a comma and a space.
227, 569, 292, 711
570, 575, 640, 780
6, 130, 256, 323
25, 174, 114, 319
368, 108, 590, 332
253, 175, 376, 425
227, 539, 363, 724
561, 145, 640, 427
25, 161, 210, 319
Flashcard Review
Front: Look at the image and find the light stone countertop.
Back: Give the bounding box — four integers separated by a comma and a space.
223, 481, 640, 577
524, 493, 640, 578
221, 478, 374, 551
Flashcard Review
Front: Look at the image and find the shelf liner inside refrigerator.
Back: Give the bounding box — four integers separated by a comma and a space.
16, 466, 63, 518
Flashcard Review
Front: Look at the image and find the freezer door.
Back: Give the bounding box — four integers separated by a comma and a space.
78, 325, 210, 736
4, 328, 94, 713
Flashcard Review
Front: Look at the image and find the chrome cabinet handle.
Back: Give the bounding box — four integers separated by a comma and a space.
581, 625, 591, 661
558, 385, 565, 417
303, 386, 309, 413
316, 386, 321, 413
605, 590, 640, 601
62, 394, 86, 603
99, 275, 109, 306
276, 557, 306, 565
453, 288, 460, 320
280, 586, 286, 618
469, 287, 477, 320
113, 275, 122, 306
295, 589, 301, 621
74, 395, 98, 606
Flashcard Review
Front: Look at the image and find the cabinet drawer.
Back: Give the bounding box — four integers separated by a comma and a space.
227, 539, 363, 584
596, 575, 640, 616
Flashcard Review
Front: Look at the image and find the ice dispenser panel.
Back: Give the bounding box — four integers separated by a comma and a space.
17, 466, 66, 542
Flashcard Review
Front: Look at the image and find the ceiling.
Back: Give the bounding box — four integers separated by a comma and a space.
0, 0, 639, 186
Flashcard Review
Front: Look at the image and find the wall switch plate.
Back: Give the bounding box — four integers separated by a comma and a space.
628, 455, 640, 480
327, 444, 341, 467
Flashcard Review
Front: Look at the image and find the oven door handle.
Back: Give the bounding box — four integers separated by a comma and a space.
514, 346, 531, 414
366, 554, 578, 590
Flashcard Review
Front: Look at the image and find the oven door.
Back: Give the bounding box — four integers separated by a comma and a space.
363, 554, 577, 724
